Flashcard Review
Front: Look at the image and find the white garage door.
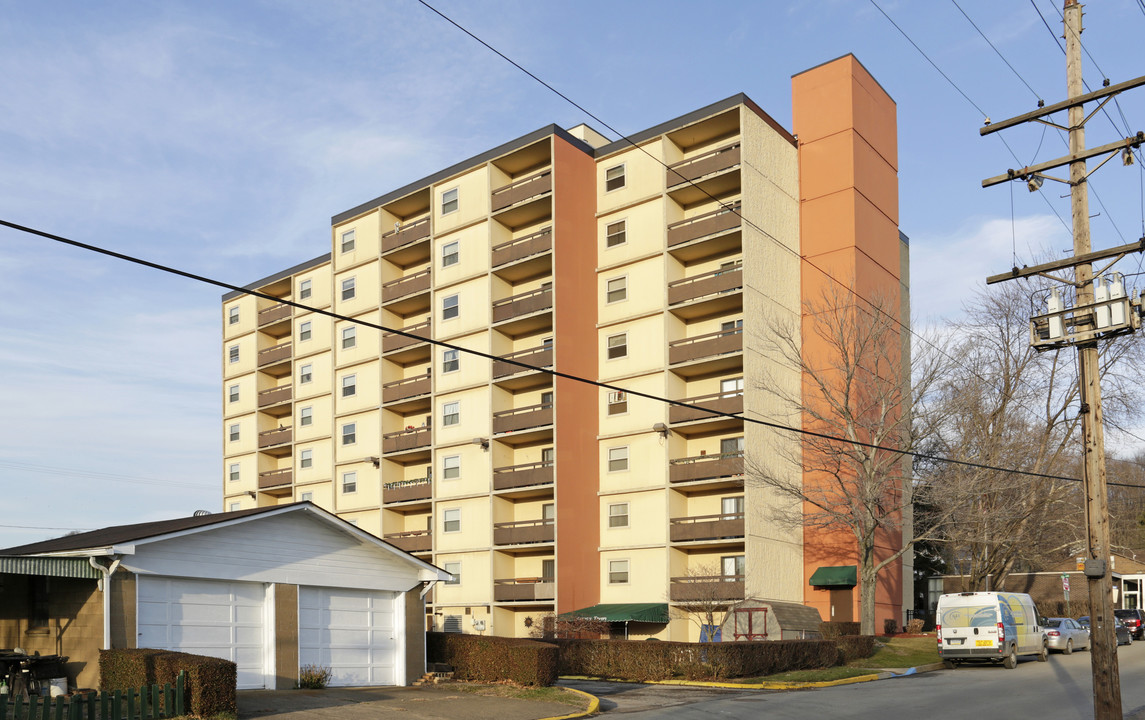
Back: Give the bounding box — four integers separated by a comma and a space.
137, 577, 267, 690
299, 587, 398, 687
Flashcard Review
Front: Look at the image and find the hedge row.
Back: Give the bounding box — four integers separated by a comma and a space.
99, 648, 237, 717
426, 632, 558, 686
819, 622, 862, 638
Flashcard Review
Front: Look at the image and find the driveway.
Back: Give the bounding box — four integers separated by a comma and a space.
237, 685, 580, 720
557, 679, 766, 713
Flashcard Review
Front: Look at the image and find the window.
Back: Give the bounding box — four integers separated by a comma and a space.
299, 279, 312, 300
342, 471, 357, 493
228, 345, 239, 363
341, 326, 356, 349
340, 229, 356, 253
721, 318, 744, 334
443, 509, 461, 533
442, 349, 459, 373
606, 220, 627, 248
341, 277, 356, 301
301, 492, 313, 502
722, 555, 745, 578
541, 447, 555, 464
542, 559, 555, 581
300, 449, 313, 469
342, 423, 356, 445
721, 377, 744, 397
608, 503, 629, 528
442, 294, 459, 321
543, 503, 555, 520
442, 240, 459, 267
299, 321, 311, 342
609, 559, 629, 584
229, 502, 241, 512
608, 446, 629, 472
607, 391, 628, 415
341, 374, 357, 398
441, 187, 459, 215
444, 561, 461, 585
605, 164, 626, 192
541, 390, 554, 408
722, 496, 744, 516
607, 333, 627, 359
442, 455, 460, 480
228, 306, 239, 325
229, 463, 240, 482
721, 436, 744, 456
299, 406, 313, 427
442, 401, 460, 427
229, 424, 240, 442
299, 364, 312, 384
228, 384, 239, 403
606, 276, 627, 303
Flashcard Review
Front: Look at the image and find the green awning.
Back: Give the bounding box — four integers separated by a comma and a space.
563, 603, 670, 623
0, 556, 102, 579
809, 565, 857, 587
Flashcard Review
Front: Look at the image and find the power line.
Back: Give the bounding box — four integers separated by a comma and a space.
0, 524, 96, 532
0, 217, 1094, 486
0, 460, 212, 490
952, 0, 1042, 104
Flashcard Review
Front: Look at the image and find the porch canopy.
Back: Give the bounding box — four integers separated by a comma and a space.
0, 556, 101, 579
809, 565, 857, 587
563, 602, 670, 623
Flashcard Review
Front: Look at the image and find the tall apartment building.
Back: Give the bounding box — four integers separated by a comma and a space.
221, 55, 909, 640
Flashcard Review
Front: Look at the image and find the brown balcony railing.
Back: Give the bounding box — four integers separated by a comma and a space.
669, 513, 745, 542
382, 426, 432, 454
668, 264, 743, 305
669, 452, 744, 484
493, 344, 553, 379
258, 342, 292, 367
492, 227, 552, 267
382, 319, 432, 353
492, 170, 553, 212
494, 577, 556, 602
258, 426, 292, 449
493, 402, 553, 435
258, 468, 292, 489
258, 302, 291, 327
383, 478, 432, 503
383, 530, 432, 553
258, 385, 292, 408
493, 287, 553, 324
493, 519, 555, 546
381, 217, 431, 253
668, 327, 742, 365
669, 390, 743, 424
669, 575, 745, 602
493, 461, 554, 490
382, 373, 431, 404
667, 202, 743, 247
667, 142, 741, 188
382, 268, 432, 303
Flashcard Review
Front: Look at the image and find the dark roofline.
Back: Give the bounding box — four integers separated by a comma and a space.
792, 53, 896, 106
330, 124, 595, 227
222, 253, 330, 302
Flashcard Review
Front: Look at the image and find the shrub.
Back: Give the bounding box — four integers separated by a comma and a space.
883, 618, 898, 636
99, 648, 236, 717
426, 633, 558, 686
819, 622, 861, 639
834, 635, 877, 663
297, 665, 332, 689
906, 618, 925, 634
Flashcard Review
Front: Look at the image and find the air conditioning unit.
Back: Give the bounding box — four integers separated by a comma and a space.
607, 391, 627, 404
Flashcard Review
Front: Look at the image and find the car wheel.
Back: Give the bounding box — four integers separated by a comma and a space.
1064, 639, 1073, 655
1037, 640, 1048, 662
1004, 646, 1018, 669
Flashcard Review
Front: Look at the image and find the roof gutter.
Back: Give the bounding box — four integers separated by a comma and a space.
89, 555, 122, 650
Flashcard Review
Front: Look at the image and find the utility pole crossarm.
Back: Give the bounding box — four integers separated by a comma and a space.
986, 238, 1145, 285
980, 73, 1145, 136
981, 133, 1144, 188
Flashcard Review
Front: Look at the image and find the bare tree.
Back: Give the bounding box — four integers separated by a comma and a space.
670, 564, 742, 641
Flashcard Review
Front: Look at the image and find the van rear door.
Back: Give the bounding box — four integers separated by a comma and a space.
940, 601, 1000, 652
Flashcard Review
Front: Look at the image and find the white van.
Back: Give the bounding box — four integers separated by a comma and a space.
936, 592, 1048, 669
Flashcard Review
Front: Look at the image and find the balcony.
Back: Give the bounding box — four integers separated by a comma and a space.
257, 342, 292, 377
668, 328, 742, 377
494, 577, 556, 603
382, 426, 432, 456
669, 513, 745, 543
491, 170, 553, 228
493, 287, 553, 337
667, 203, 742, 262
258, 385, 293, 417
493, 402, 553, 439
383, 530, 432, 554
382, 268, 432, 314
493, 519, 555, 547
381, 216, 431, 263
382, 373, 432, 412
257, 468, 293, 496
492, 227, 552, 281
383, 478, 432, 504
257, 302, 292, 337
493, 461, 554, 492
669, 391, 743, 436
669, 452, 744, 484
668, 264, 743, 319
666, 142, 741, 205
492, 343, 553, 390
258, 426, 292, 457
382, 319, 432, 364
669, 575, 745, 602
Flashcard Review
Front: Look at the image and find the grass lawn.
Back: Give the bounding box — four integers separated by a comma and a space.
732, 666, 881, 684
453, 684, 590, 708
847, 635, 940, 669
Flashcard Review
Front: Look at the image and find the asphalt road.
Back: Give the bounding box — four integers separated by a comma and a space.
563, 641, 1145, 719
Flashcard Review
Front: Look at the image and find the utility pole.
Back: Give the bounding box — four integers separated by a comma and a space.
980, 3, 1145, 718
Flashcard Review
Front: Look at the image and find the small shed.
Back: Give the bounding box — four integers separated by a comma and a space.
720, 600, 823, 641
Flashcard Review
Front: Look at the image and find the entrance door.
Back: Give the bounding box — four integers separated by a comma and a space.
830, 587, 854, 622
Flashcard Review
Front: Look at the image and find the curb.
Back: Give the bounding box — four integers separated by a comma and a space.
560, 661, 945, 691
537, 686, 600, 720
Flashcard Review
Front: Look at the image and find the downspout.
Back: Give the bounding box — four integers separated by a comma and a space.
89, 556, 122, 650
420, 580, 438, 677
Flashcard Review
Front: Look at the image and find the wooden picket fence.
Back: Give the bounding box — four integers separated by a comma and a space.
0, 672, 184, 720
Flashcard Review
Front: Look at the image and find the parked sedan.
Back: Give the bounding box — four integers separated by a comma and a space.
1044, 617, 1090, 654
1079, 616, 1133, 646
1115, 609, 1145, 640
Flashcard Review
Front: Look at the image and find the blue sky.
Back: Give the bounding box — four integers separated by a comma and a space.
2, 0, 1143, 548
